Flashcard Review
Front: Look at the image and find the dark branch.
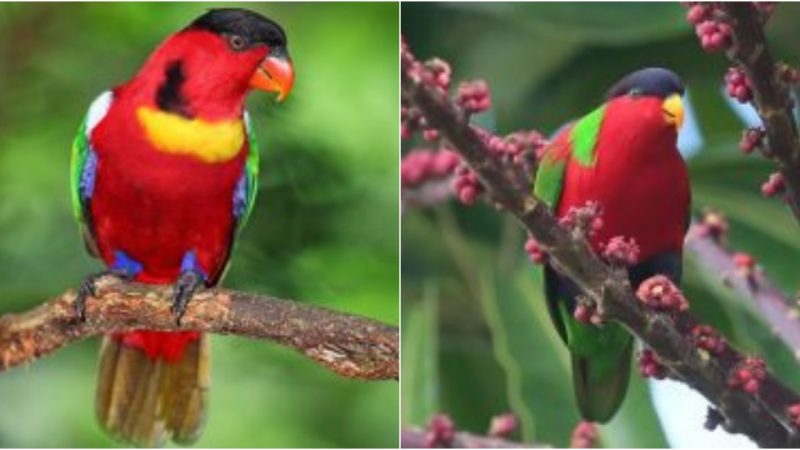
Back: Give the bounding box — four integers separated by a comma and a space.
402, 55, 800, 446
722, 3, 800, 223
0, 276, 398, 380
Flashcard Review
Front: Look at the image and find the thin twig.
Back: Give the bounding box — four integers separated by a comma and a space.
402, 56, 800, 446
686, 224, 800, 359
0, 276, 398, 380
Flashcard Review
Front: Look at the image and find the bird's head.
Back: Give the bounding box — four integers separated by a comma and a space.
132, 8, 294, 118
605, 68, 685, 132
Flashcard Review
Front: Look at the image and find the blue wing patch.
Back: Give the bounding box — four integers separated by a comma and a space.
233, 172, 248, 219
80, 149, 98, 200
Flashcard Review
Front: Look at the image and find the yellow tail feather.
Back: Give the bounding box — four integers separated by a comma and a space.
95, 335, 210, 447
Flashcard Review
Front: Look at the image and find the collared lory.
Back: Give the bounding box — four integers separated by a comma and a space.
70, 9, 294, 446
533, 67, 690, 422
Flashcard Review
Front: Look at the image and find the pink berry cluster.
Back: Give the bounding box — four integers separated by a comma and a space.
401, 42, 452, 140
425, 58, 452, 93
424, 414, 455, 448
472, 127, 547, 168
456, 80, 491, 114
488, 413, 517, 438
739, 127, 765, 155
728, 357, 766, 394
733, 252, 756, 276
725, 67, 753, 103
601, 236, 640, 266
573, 299, 602, 325
696, 209, 729, 242
638, 348, 668, 379
524, 236, 547, 264
685, 3, 731, 52
559, 201, 604, 239
787, 403, 800, 428
401, 149, 461, 188
761, 172, 785, 198
636, 275, 689, 313
692, 324, 727, 356
570, 421, 598, 449
453, 166, 483, 205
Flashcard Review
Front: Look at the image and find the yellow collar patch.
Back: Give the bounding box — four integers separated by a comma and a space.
137, 106, 245, 163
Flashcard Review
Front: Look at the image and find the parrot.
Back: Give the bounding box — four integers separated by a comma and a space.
69, 8, 294, 446
533, 67, 690, 422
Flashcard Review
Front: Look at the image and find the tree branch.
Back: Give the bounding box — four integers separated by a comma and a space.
686, 222, 800, 358
0, 276, 398, 380
722, 2, 800, 223
402, 52, 800, 446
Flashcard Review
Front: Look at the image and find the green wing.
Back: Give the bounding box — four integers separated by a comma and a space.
70, 91, 112, 256
237, 111, 260, 233
533, 104, 606, 208
70, 117, 91, 224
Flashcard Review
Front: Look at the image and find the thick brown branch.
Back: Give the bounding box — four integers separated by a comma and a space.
722, 3, 800, 223
0, 276, 398, 380
403, 60, 800, 447
686, 225, 800, 357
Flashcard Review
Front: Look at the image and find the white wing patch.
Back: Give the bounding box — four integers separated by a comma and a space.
86, 91, 113, 135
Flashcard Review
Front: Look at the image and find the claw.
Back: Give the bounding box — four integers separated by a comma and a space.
171, 270, 203, 326
74, 270, 133, 321
74, 278, 95, 321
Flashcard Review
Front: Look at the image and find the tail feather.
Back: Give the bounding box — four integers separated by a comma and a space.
95, 333, 210, 447
571, 339, 633, 423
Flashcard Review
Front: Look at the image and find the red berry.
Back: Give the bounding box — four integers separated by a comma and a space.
726, 67, 753, 103
686, 4, 709, 24
488, 413, 517, 437
524, 237, 547, 264
570, 421, 598, 449
423, 129, 440, 142
456, 80, 491, 114
636, 275, 689, 313
743, 379, 760, 394
761, 172, 785, 198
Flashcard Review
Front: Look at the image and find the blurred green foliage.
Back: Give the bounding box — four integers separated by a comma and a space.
0, 2, 398, 447
402, 2, 800, 447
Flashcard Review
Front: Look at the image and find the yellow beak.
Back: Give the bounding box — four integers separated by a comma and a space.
662, 94, 684, 130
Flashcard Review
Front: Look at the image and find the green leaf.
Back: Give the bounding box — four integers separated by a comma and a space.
402, 282, 441, 425
445, 3, 690, 45
477, 263, 578, 445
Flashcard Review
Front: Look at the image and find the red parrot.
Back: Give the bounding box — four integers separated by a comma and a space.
69, 9, 294, 445
534, 68, 690, 422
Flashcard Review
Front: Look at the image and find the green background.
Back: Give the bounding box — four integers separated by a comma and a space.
0, 2, 398, 447
402, 2, 800, 447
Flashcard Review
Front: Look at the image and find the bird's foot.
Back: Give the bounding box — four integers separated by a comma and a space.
171, 270, 204, 326
74, 270, 131, 321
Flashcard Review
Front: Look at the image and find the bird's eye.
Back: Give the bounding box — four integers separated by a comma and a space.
628, 88, 643, 98
228, 34, 246, 51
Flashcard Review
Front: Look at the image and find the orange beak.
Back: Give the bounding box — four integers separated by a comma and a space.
249, 53, 294, 102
